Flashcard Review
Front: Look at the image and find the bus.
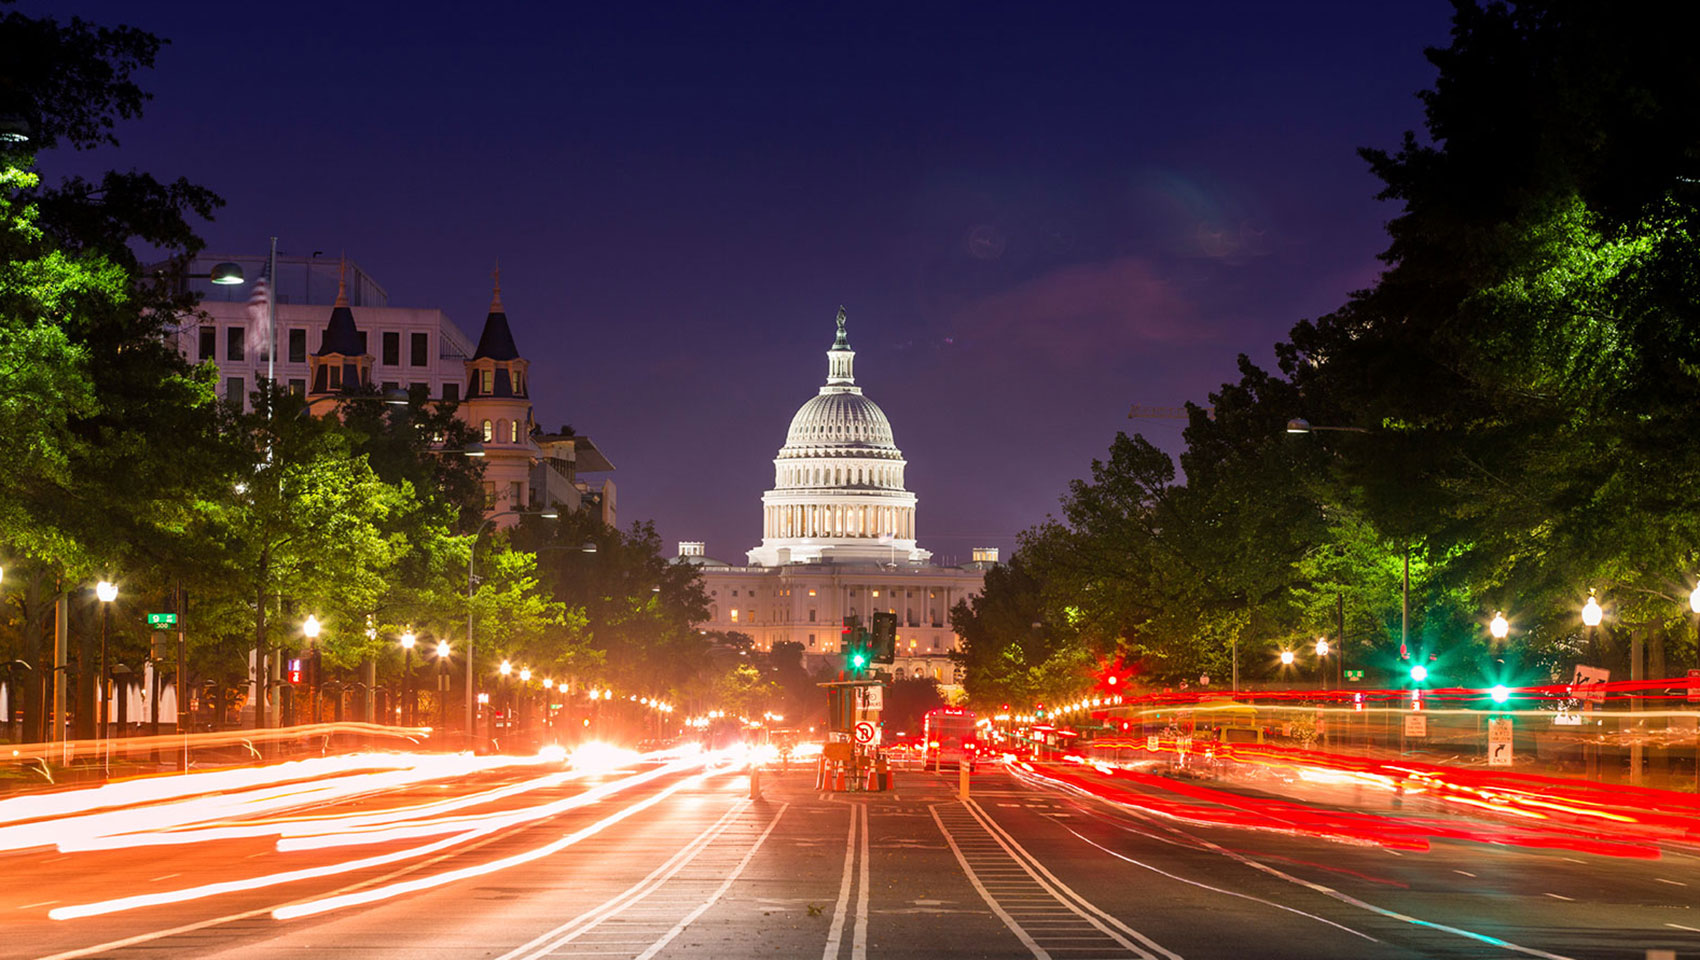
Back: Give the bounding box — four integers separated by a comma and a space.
922, 707, 979, 772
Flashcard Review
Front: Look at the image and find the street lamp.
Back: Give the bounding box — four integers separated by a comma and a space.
434, 639, 451, 737
95, 580, 117, 771
1489, 611, 1509, 640
1688, 584, 1700, 614
1582, 591, 1603, 628
399, 631, 416, 726
303, 615, 322, 723
466, 510, 559, 748
1279, 650, 1295, 666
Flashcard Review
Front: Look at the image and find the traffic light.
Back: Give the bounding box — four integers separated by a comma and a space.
870, 612, 897, 664
1489, 684, 1510, 704
1409, 664, 1428, 683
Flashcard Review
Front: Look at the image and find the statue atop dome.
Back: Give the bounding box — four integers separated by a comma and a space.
834, 304, 849, 348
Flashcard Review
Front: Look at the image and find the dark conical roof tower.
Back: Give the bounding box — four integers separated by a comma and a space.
314, 257, 365, 357
473, 264, 520, 361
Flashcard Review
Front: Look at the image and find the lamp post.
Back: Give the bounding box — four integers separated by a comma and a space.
496, 659, 512, 752
434, 639, 451, 742
518, 667, 532, 748
303, 615, 321, 724
1314, 638, 1330, 691
95, 580, 117, 773
399, 631, 416, 726
466, 509, 558, 749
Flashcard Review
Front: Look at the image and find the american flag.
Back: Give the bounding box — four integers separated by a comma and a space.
245, 258, 271, 362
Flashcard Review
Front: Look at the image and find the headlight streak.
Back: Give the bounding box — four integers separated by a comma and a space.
47, 753, 711, 922
37, 753, 553, 855
270, 766, 734, 920
60, 765, 594, 853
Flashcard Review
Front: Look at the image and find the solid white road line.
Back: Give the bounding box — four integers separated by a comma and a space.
822, 803, 859, 960
630, 803, 789, 960
1005, 763, 1581, 960
963, 799, 1182, 960
494, 796, 751, 960
1051, 819, 1378, 942
930, 805, 1051, 960
852, 803, 871, 960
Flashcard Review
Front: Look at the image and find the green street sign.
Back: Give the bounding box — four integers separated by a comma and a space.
147, 613, 178, 629
1345, 670, 1364, 681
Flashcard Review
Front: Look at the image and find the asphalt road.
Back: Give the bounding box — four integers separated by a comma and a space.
7, 755, 1699, 959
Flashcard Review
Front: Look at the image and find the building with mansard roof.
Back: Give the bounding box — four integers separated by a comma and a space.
677, 308, 997, 692
167, 253, 615, 527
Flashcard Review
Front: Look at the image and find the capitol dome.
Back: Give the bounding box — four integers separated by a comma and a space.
783, 392, 896, 451
747, 308, 928, 567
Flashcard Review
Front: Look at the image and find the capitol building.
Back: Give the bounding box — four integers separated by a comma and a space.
680, 309, 995, 691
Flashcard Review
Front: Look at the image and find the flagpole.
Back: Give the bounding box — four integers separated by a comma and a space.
266, 236, 277, 392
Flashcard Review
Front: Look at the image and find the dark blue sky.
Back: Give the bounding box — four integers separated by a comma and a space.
44, 1, 1450, 563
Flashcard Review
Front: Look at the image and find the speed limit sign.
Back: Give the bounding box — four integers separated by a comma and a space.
853, 721, 876, 744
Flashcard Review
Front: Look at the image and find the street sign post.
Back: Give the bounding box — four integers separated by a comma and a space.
147, 613, 178, 629
1403, 714, 1428, 738
1488, 718, 1513, 766
1571, 665, 1609, 704
1345, 670, 1364, 682
1687, 668, 1700, 704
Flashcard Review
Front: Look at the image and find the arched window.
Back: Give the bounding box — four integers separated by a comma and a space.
481, 419, 493, 441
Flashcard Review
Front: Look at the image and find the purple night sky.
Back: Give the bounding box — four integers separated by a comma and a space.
40, 1, 1450, 564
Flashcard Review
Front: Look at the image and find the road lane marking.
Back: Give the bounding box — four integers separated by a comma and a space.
1050, 819, 1377, 942
930, 805, 1053, 959
18, 900, 59, 909
853, 803, 871, 960
494, 794, 770, 960
632, 804, 790, 960
935, 801, 1179, 959
1666, 923, 1700, 932
823, 802, 858, 960
1656, 878, 1687, 886
1544, 893, 1573, 901
148, 874, 180, 882
1454, 871, 1476, 878
1005, 762, 1580, 960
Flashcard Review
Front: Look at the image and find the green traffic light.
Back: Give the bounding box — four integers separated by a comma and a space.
1409, 664, 1428, 683
851, 652, 867, 668
1489, 684, 1510, 704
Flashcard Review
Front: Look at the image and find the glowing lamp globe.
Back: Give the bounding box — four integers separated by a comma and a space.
1489, 612, 1509, 640
95, 580, 118, 603
399, 631, 416, 650
1315, 639, 1330, 657
303, 614, 321, 639
1581, 594, 1603, 627
1279, 650, 1295, 666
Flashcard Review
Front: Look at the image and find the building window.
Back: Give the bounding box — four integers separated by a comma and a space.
382, 331, 400, 365
509, 420, 520, 443
197, 326, 215, 360
481, 481, 496, 508
225, 376, 244, 405
510, 481, 524, 507
441, 382, 459, 402
808, 609, 816, 622
288, 378, 306, 395
808, 634, 815, 648
288, 329, 306, 363
226, 327, 245, 362
482, 369, 493, 394
329, 365, 342, 390
410, 332, 428, 366
730, 608, 739, 622
482, 419, 493, 441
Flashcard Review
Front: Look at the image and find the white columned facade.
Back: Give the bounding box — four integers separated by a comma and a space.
747, 308, 930, 567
